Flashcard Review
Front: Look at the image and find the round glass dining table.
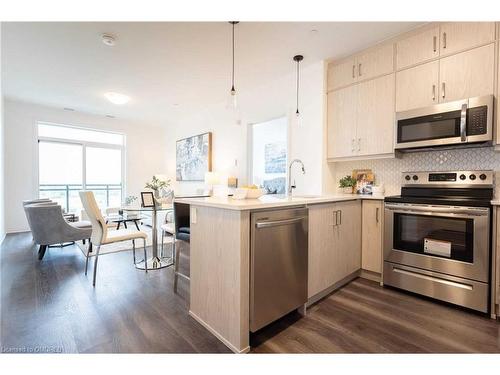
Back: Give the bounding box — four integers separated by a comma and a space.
121, 204, 174, 270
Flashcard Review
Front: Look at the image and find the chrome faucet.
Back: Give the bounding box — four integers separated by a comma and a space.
288, 159, 306, 196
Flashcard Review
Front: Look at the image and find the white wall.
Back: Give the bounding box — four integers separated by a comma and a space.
166, 60, 331, 196
0, 23, 5, 242
3, 99, 168, 232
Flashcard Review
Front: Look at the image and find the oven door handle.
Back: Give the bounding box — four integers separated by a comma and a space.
384, 204, 489, 217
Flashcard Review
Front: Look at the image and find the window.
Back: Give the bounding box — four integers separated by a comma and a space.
38, 123, 124, 213
249, 117, 287, 194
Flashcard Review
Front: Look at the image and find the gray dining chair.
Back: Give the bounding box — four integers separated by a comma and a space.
24, 203, 93, 260
79, 191, 148, 286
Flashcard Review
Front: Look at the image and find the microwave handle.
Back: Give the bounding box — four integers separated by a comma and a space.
460, 103, 468, 142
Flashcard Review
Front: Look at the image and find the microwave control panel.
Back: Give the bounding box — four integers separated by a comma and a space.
467, 106, 488, 136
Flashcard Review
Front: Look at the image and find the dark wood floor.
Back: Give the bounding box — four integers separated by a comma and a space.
2, 232, 499, 353
0, 232, 230, 353
252, 278, 500, 353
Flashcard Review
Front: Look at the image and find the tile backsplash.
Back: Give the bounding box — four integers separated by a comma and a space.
333, 146, 500, 197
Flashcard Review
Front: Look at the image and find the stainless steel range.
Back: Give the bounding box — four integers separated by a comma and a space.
383, 170, 493, 313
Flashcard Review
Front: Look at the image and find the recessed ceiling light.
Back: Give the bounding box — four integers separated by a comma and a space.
106, 115, 115, 118
102, 33, 116, 46
309, 29, 319, 35
63, 107, 75, 111
104, 92, 130, 105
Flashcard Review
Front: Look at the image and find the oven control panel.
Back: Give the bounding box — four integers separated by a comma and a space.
402, 170, 493, 186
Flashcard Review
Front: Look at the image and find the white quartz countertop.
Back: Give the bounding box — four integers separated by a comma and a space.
175, 193, 385, 211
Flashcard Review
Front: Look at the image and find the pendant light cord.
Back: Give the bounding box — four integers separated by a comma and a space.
296, 59, 300, 114
231, 22, 235, 92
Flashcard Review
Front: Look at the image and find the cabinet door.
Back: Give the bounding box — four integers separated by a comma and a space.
333, 200, 362, 284
328, 58, 357, 91
361, 200, 383, 274
440, 22, 495, 57
439, 43, 495, 103
356, 74, 395, 156
396, 26, 440, 69
308, 203, 337, 298
327, 85, 358, 159
396, 60, 439, 112
356, 43, 394, 82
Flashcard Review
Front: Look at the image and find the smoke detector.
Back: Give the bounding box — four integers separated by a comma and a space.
101, 34, 116, 46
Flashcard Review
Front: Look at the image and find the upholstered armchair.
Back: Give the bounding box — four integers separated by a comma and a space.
24, 203, 92, 260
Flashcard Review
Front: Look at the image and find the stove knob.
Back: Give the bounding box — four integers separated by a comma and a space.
469, 174, 476, 180
405, 175, 411, 181
459, 174, 466, 180
479, 173, 487, 181
412, 175, 419, 181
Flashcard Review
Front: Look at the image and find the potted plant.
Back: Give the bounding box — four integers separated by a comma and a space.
145, 176, 171, 206
338, 175, 357, 194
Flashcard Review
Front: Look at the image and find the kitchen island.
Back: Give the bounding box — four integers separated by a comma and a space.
175, 194, 384, 353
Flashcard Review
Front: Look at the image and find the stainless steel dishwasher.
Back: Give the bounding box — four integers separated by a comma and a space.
250, 207, 308, 332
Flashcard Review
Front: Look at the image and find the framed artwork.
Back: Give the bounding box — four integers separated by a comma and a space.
176, 132, 212, 181
352, 169, 375, 195
140, 191, 155, 208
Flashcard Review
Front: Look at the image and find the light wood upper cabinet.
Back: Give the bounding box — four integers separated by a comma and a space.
327, 86, 357, 159
396, 60, 439, 112
439, 22, 495, 57
308, 200, 361, 298
356, 74, 395, 156
356, 43, 394, 82
361, 200, 383, 274
439, 43, 495, 103
396, 26, 440, 70
328, 58, 357, 91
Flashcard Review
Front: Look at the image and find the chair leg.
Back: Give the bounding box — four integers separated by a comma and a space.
38, 245, 47, 260
173, 240, 180, 292
161, 230, 164, 258
88, 240, 93, 253
132, 239, 136, 265
134, 220, 140, 231
143, 239, 148, 273
83, 239, 86, 245
92, 245, 101, 287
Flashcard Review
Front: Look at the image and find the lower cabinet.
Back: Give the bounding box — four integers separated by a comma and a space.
308, 200, 361, 298
361, 200, 383, 274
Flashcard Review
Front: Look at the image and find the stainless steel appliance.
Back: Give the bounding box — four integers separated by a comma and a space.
250, 207, 308, 332
395, 95, 493, 151
383, 171, 493, 313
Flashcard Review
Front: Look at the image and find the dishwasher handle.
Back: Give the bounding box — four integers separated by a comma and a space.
255, 216, 306, 229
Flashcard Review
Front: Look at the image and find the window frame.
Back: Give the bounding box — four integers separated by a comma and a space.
36, 121, 126, 211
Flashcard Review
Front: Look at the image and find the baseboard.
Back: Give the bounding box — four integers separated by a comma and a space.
359, 269, 381, 283
307, 270, 359, 307
189, 310, 250, 354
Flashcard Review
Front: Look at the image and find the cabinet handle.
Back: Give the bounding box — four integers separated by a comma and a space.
351, 138, 355, 152
441, 82, 446, 99
433, 35, 437, 52
334, 210, 339, 226
432, 84, 436, 101
338, 210, 342, 225
358, 138, 361, 151
352, 64, 355, 79
442, 32, 447, 49
358, 63, 362, 77
376, 207, 380, 223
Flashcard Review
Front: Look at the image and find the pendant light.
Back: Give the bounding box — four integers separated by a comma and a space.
227, 21, 239, 111
293, 55, 304, 125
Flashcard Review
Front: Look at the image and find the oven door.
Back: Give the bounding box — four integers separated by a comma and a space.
384, 203, 490, 282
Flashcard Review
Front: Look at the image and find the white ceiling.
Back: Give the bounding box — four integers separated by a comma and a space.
1, 22, 423, 126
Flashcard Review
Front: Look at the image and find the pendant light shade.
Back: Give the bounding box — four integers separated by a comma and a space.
293, 55, 304, 125
227, 21, 240, 114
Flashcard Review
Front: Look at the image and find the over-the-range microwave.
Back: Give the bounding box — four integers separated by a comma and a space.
394, 95, 493, 151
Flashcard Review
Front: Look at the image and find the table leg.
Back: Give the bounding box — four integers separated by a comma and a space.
124, 221, 128, 229
117, 221, 121, 230
134, 220, 140, 231
135, 207, 174, 270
